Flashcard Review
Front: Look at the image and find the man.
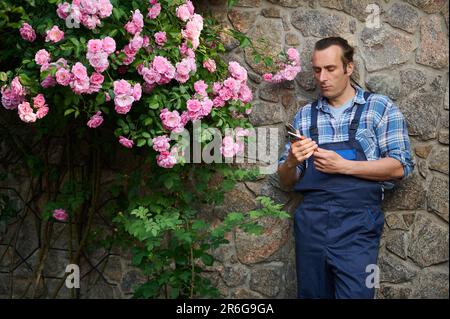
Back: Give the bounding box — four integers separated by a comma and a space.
277, 37, 414, 299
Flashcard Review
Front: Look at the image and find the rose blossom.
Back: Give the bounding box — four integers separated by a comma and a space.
45, 26, 64, 43
119, 136, 134, 148
53, 208, 69, 221
87, 111, 104, 128
32, 94, 46, 108
147, 2, 161, 19
203, 59, 216, 73
55, 68, 72, 86
35, 49, 51, 66
152, 135, 171, 152
19, 23, 36, 42
154, 31, 167, 46
102, 36, 116, 54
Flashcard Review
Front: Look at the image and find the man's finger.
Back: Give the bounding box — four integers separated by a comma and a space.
312, 151, 328, 159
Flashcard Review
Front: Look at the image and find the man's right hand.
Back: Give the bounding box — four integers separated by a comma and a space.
285, 138, 318, 168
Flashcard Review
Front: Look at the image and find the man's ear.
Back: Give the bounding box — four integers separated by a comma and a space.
346, 62, 354, 76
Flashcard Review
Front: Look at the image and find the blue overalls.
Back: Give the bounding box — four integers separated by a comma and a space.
293, 92, 384, 299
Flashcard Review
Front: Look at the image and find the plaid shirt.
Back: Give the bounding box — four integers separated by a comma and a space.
279, 86, 415, 189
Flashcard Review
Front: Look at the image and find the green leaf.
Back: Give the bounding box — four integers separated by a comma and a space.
64, 109, 75, 116
137, 139, 146, 147
0, 72, 7, 82
164, 178, 173, 190
200, 253, 214, 266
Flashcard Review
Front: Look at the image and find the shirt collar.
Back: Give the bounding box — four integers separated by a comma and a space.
316, 84, 367, 112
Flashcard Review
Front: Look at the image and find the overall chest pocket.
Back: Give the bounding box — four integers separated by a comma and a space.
355, 128, 377, 159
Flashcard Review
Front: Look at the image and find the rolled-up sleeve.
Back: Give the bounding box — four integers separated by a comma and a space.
375, 101, 415, 179
278, 111, 306, 175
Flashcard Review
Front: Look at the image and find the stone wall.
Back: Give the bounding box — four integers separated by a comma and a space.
197, 0, 449, 299
0, 0, 448, 299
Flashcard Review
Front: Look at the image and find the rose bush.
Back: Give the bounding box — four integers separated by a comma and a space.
0, 0, 298, 298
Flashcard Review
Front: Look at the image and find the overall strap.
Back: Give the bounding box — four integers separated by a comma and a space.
349, 91, 372, 140
309, 100, 319, 143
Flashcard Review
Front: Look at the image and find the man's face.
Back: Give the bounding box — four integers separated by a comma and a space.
311, 45, 353, 99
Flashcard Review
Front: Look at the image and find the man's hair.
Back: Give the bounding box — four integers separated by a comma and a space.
314, 37, 354, 73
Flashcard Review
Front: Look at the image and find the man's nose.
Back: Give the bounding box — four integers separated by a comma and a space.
319, 70, 328, 82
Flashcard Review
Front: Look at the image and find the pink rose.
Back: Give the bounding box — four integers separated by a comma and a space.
41, 75, 57, 88
80, 0, 97, 15
11, 77, 25, 96
176, 4, 193, 22
102, 36, 116, 54
152, 56, 170, 74
132, 83, 142, 101
87, 111, 104, 128
1, 88, 22, 110
124, 21, 138, 35
133, 9, 144, 26
90, 72, 104, 86
119, 136, 134, 148
142, 67, 161, 85
154, 31, 167, 46
194, 80, 208, 97
33, 94, 46, 108
212, 97, 225, 108
287, 47, 300, 65
18, 101, 37, 123
71, 62, 88, 80
220, 136, 239, 158
282, 65, 301, 81
187, 99, 201, 113
82, 15, 100, 29
53, 208, 68, 221
212, 82, 222, 94
55, 68, 72, 86
160, 109, 181, 131
87, 39, 103, 53
263, 73, 273, 81
147, 3, 161, 19
203, 59, 216, 73
238, 84, 253, 103
129, 34, 144, 51
156, 150, 177, 168
228, 61, 247, 82
35, 49, 51, 66
236, 127, 250, 137
114, 94, 134, 109
200, 98, 213, 117
45, 26, 64, 43
36, 106, 49, 119
186, 0, 195, 15
113, 79, 132, 96
56, 2, 71, 19
98, 0, 113, 18
19, 23, 36, 42
152, 135, 170, 152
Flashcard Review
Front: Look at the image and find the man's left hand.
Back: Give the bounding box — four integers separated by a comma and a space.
313, 148, 349, 174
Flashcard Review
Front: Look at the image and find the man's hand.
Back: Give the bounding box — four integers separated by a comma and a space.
286, 138, 318, 168
313, 147, 349, 174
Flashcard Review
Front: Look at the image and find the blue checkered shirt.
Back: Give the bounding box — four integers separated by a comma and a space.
278, 86, 415, 189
